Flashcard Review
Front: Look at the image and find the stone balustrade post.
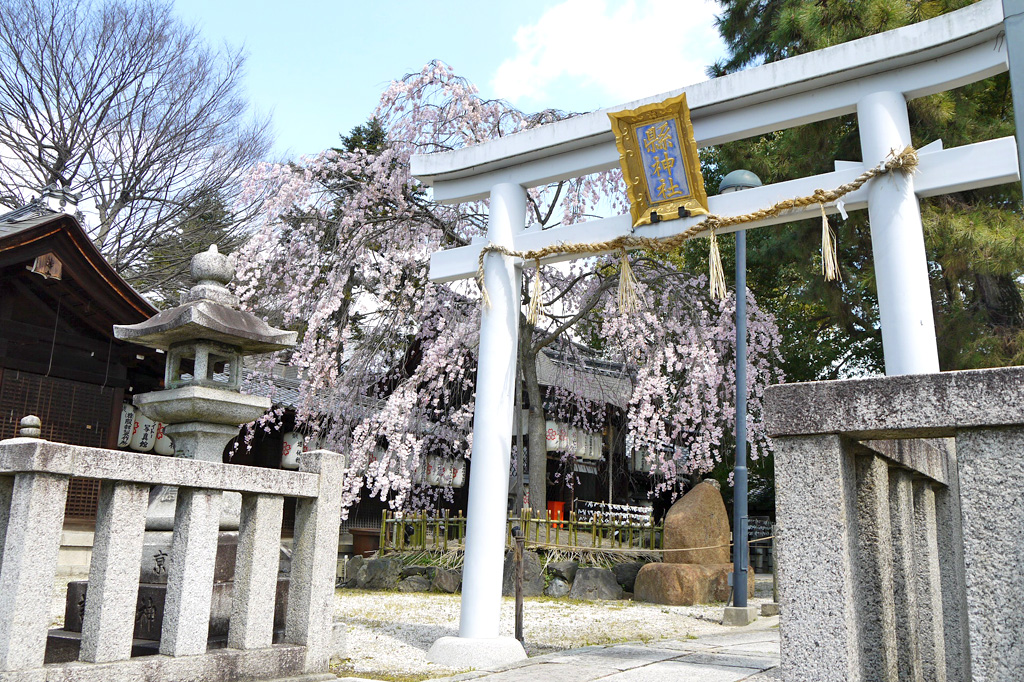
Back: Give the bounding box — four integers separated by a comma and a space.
229, 493, 284, 649
0, 475, 13, 578
285, 450, 343, 672
774, 434, 862, 681
80, 481, 149, 663
888, 469, 922, 682
912, 480, 947, 682
160, 487, 223, 657
0, 472, 69, 671
955, 425, 1024, 680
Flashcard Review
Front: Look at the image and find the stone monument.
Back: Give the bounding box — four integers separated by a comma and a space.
48, 244, 298, 659
634, 480, 754, 605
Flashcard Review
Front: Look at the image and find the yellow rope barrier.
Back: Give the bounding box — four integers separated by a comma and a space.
475, 146, 919, 306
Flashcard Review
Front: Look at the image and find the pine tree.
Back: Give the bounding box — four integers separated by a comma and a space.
707, 0, 1024, 377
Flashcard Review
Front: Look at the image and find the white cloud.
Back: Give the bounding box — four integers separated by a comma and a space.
492, 0, 726, 110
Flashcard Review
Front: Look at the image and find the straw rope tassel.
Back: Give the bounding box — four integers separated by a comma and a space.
527, 259, 543, 324
617, 249, 641, 314
708, 230, 727, 301
820, 204, 841, 282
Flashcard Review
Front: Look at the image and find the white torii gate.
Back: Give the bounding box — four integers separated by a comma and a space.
414, 0, 1018, 667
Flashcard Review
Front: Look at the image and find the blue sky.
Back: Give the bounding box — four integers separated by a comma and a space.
173, 0, 727, 160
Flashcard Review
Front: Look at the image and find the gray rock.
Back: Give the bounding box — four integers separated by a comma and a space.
544, 577, 571, 598
502, 549, 544, 597
569, 567, 624, 601
547, 560, 578, 583
355, 557, 401, 591
612, 562, 644, 592
400, 565, 431, 579
431, 568, 461, 593
397, 575, 431, 592
343, 555, 364, 586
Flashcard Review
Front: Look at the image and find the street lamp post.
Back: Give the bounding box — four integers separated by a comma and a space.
718, 169, 762, 625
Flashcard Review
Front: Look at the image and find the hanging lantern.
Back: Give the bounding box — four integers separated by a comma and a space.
281, 431, 304, 470
117, 403, 135, 448
153, 422, 174, 455
130, 412, 157, 452
452, 458, 467, 488
426, 455, 442, 486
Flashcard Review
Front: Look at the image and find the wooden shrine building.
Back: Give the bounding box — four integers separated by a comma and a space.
0, 207, 163, 528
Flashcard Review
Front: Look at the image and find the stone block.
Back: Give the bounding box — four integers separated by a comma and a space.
502, 549, 544, 597
397, 575, 431, 592
663, 482, 731, 565
546, 560, 578, 583
139, 530, 239, 584
568, 567, 623, 601
611, 561, 644, 592
633, 563, 753, 605
63, 578, 289, 640
427, 635, 526, 669
760, 602, 780, 617
431, 567, 461, 593
353, 556, 401, 590
544, 577, 571, 598
723, 605, 758, 626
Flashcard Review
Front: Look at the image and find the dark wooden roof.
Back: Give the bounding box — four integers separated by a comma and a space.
0, 213, 157, 326
0, 213, 162, 390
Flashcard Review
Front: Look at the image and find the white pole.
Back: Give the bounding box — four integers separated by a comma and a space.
459, 182, 526, 638
857, 91, 940, 376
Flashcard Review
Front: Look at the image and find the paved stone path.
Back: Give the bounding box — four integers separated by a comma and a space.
337, 627, 780, 682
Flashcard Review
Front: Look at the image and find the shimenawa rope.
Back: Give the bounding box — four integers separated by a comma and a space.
475, 146, 918, 309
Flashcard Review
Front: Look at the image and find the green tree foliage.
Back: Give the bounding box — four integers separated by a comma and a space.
707, 0, 1024, 377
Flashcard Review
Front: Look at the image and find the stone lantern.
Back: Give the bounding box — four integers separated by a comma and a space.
114, 244, 296, 462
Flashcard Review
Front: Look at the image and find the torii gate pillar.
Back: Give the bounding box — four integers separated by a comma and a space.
427, 183, 528, 667
858, 91, 940, 375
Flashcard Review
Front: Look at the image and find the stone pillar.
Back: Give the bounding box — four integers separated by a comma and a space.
285, 451, 342, 673
0, 475, 13, 578
857, 90, 939, 376
230, 493, 284, 649
0, 472, 69, 671
887, 469, 922, 682
160, 487, 223, 656
80, 481, 149, 663
912, 480, 947, 682
933, 451, 969, 681
955, 426, 1024, 681
774, 434, 861, 681
854, 454, 898, 682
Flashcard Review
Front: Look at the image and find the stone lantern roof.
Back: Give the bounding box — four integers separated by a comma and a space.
113, 244, 296, 353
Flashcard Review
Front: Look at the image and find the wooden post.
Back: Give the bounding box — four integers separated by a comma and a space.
512, 527, 524, 644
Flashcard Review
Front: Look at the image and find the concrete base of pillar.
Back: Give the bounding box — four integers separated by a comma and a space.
723, 605, 759, 626
427, 636, 527, 670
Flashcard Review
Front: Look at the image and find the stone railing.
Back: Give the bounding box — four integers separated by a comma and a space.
0, 426, 342, 682
766, 366, 1024, 682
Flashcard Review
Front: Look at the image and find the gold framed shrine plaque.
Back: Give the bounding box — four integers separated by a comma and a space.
608, 93, 708, 228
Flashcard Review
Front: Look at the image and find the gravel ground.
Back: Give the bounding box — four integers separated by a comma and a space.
332, 586, 776, 681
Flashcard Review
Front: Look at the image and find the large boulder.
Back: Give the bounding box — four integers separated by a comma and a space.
569, 567, 624, 601
502, 549, 545, 597
663, 481, 731, 564
634, 563, 755, 605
